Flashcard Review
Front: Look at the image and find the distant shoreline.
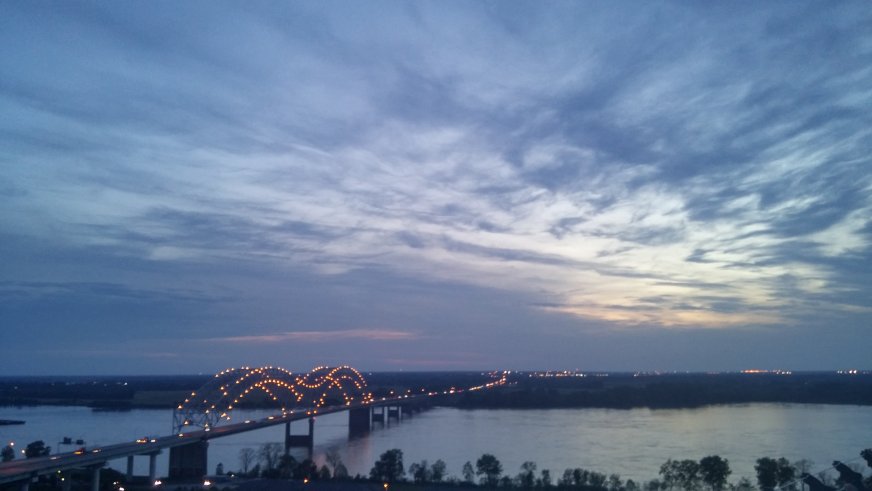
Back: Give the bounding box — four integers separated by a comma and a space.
1, 371, 870, 411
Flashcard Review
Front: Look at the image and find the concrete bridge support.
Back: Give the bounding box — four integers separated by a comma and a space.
371, 406, 385, 424
284, 418, 314, 458
90, 465, 101, 491
148, 451, 159, 482
169, 440, 209, 479
387, 405, 401, 421
126, 455, 134, 480
348, 407, 371, 436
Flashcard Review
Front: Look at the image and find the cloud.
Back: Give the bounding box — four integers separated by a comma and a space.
207, 329, 420, 344
1, 1, 870, 372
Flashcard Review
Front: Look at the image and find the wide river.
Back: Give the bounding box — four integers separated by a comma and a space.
1, 404, 870, 484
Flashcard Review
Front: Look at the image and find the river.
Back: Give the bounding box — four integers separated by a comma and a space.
1, 404, 870, 484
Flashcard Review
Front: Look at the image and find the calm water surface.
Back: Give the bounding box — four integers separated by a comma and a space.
1, 404, 870, 483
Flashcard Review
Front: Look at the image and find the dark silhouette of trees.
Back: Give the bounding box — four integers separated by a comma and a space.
431, 459, 447, 483
461, 460, 475, 484
239, 447, 257, 474
756, 457, 794, 491
1, 445, 14, 462
24, 440, 50, 458
832, 460, 864, 491
518, 461, 537, 488
258, 442, 282, 472
326, 448, 349, 479
540, 469, 552, 488
276, 454, 297, 479
801, 473, 836, 491
778, 459, 796, 490
862, 449, 872, 490
660, 459, 701, 491
370, 449, 405, 482
410, 460, 431, 483
862, 449, 872, 469
463, 461, 476, 483
477, 454, 503, 486
755, 457, 779, 491
607, 473, 623, 491
699, 455, 731, 491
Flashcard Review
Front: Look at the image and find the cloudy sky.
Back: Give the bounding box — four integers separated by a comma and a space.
1, 1, 870, 375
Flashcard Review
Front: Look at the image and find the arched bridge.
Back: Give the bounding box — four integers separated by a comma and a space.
0, 367, 507, 491
173, 365, 372, 433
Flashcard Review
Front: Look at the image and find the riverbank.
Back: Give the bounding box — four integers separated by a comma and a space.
2, 372, 871, 410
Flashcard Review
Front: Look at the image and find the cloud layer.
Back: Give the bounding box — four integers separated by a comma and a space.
1, 1, 870, 373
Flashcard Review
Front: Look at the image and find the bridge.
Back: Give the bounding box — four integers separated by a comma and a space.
0, 366, 506, 491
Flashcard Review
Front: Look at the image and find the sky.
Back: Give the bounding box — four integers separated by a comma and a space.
1, 1, 871, 375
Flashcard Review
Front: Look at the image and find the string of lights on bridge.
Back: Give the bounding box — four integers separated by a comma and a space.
173, 366, 508, 434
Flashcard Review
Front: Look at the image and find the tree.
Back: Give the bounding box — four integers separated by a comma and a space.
518, 461, 537, 488
734, 477, 755, 491
277, 455, 298, 479
608, 474, 623, 491
589, 472, 608, 489
326, 448, 343, 474
560, 470, 575, 487
24, 440, 50, 459
540, 469, 552, 488
1, 445, 14, 462
644, 479, 663, 491
861, 449, 872, 469
334, 462, 349, 480
410, 460, 431, 483
660, 460, 700, 491
574, 469, 591, 487
431, 460, 447, 483
370, 449, 405, 482
775, 459, 795, 491
463, 461, 476, 483
699, 456, 731, 491
756, 458, 779, 491
258, 443, 282, 471
477, 454, 503, 486
295, 458, 318, 480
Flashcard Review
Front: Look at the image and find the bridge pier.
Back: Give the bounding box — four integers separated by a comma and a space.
126, 455, 134, 480
371, 406, 385, 424
90, 465, 101, 491
284, 418, 314, 458
348, 407, 371, 435
169, 440, 209, 479
387, 405, 401, 421
149, 451, 159, 482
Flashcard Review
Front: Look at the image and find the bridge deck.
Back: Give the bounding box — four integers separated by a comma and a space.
0, 394, 434, 485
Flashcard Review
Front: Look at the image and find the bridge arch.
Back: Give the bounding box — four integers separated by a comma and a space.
173, 365, 371, 433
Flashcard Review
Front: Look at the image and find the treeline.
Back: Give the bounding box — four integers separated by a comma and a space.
453, 374, 872, 409
3, 372, 872, 410
0, 375, 208, 407
219, 445, 872, 491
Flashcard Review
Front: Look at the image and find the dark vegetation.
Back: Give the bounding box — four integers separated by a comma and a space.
454, 372, 872, 409
228, 447, 872, 491
5, 442, 871, 491
1, 372, 871, 410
